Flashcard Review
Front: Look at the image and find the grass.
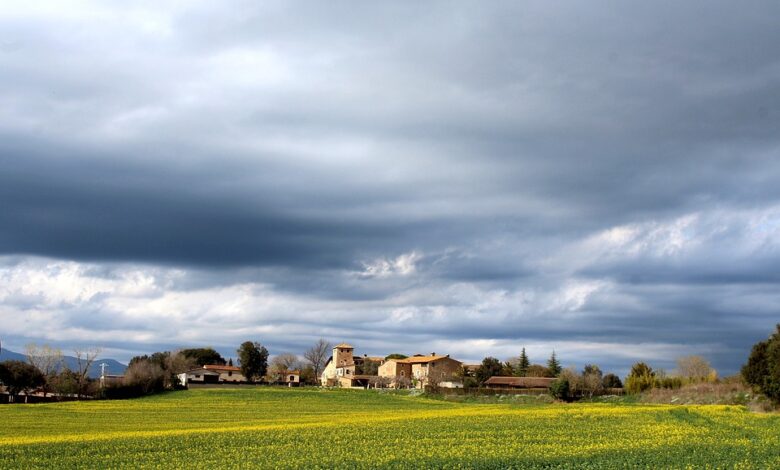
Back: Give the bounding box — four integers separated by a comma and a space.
1, 388, 779, 468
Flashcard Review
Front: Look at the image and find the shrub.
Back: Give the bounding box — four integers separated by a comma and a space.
742, 324, 780, 404
625, 362, 655, 394
549, 378, 571, 401
602, 373, 623, 389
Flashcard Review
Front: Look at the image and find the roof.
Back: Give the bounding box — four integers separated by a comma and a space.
402, 355, 461, 364
334, 343, 354, 349
185, 368, 220, 375
203, 364, 241, 372
484, 376, 555, 388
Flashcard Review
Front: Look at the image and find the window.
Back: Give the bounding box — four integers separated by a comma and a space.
400, 371, 405, 377
228, 371, 232, 376
289, 375, 294, 381
195, 375, 200, 378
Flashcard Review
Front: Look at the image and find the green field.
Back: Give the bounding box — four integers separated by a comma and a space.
1, 388, 779, 469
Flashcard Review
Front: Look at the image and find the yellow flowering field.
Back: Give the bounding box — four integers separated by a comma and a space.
1, 388, 778, 468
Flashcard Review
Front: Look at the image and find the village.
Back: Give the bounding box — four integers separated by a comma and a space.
177, 342, 556, 393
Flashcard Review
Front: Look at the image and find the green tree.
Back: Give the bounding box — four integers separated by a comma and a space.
625, 362, 656, 394
516, 348, 530, 377
547, 351, 562, 377
602, 373, 623, 389
549, 378, 571, 401
0, 360, 45, 403
237, 342, 268, 382
385, 353, 408, 360
180, 348, 226, 367
475, 357, 503, 384
741, 324, 780, 404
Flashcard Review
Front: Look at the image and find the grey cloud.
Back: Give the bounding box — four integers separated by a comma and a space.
2, 1, 780, 376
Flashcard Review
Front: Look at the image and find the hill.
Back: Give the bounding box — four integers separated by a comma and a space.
0, 348, 126, 378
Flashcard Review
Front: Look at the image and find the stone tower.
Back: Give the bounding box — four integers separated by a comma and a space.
333, 343, 354, 367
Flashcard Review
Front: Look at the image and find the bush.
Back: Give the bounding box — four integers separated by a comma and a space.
602, 373, 623, 389
549, 378, 571, 401
742, 324, 780, 404
625, 362, 655, 394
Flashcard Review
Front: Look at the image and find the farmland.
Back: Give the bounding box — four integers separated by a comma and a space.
1, 389, 779, 469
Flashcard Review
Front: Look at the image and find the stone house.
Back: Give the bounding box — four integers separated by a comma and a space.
322, 343, 463, 389
385, 354, 463, 389
320, 343, 387, 387
268, 369, 302, 386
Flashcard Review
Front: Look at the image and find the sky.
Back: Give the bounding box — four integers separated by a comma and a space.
1, 1, 779, 377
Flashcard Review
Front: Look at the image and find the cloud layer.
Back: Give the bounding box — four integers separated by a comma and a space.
1, 1, 779, 375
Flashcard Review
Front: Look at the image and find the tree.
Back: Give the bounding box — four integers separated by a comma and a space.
741, 324, 780, 404
501, 361, 515, 377
303, 339, 331, 380
549, 378, 571, 401
559, 367, 583, 398
475, 357, 503, 384
547, 351, 562, 377
73, 347, 101, 399
228, 358, 234, 367
299, 365, 316, 385
237, 342, 268, 382
625, 362, 656, 394
25, 343, 63, 397
581, 364, 604, 398
356, 359, 380, 376
0, 360, 45, 403
516, 348, 530, 377
385, 353, 408, 360
180, 348, 226, 367
676, 355, 715, 383
526, 364, 552, 377
123, 359, 165, 395
128, 350, 194, 389
270, 353, 301, 374
602, 373, 623, 389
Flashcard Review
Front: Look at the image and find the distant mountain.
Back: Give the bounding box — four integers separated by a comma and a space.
0, 349, 127, 378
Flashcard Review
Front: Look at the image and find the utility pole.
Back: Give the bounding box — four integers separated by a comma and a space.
99, 362, 108, 388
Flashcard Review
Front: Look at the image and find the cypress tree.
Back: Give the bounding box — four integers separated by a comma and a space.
547, 350, 562, 377
516, 347, 530, 377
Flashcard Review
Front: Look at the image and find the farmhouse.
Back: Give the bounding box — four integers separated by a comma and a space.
203, 364, 246, 383
178, 364, 247, 386
178, 368, 221, 385
320, 343, 386, 388
321, 343, 464, 389
268, 369, 302, 386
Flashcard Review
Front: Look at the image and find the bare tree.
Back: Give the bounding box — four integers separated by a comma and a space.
369, 375, 391, 389
581, 364, 604, 398
270, 353, 301, 374
25, 343, 63, 397
303, 339, 331, 380
164, 350, 196, 388
676, 355, 715, 383
73, 347, 101, 398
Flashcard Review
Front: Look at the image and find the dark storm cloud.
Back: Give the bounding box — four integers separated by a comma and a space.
1, 1, 780, 375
